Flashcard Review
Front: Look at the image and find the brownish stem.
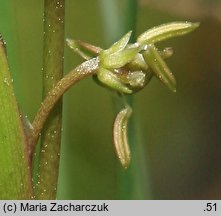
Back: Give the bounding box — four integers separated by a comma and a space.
31, 58, 99, 150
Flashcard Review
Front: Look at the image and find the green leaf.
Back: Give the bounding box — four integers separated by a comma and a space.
137, 22, 200, 45
143, 44, 176, 92
97, 67, 133, 94
0, 41, 33, 199
101, 45, 140, 69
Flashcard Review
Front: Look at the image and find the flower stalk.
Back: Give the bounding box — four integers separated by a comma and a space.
41, 21, 199, 171
28, 20, 199, 199
31, 58, 99, 148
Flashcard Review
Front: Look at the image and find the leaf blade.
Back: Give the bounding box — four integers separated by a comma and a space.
0, 41, 33, 199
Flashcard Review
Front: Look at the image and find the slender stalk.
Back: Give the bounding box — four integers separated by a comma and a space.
31, 58, 99, 148
36, 0, 65, 199
0, 41, 33, 199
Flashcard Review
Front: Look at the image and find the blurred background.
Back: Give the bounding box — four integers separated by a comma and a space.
0, 0, 221, 199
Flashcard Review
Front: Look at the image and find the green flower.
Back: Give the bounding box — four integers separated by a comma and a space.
66, 21, 200, 168
97, 32, 142, 94
67, 21, 199, 94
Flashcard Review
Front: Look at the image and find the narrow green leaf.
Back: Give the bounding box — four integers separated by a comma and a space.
113, 106, 132, 169
0, 42, 33, 199
97, 67, 132, 94
143, 44, 176, 92
101, 45, 139, 69
137, 22, 200, 45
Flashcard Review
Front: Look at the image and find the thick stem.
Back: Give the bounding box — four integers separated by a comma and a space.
36, 0, 65, 199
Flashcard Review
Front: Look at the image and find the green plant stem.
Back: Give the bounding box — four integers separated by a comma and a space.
120, 0, 152, 199
36, 0, 65, 199
31, 58, 99, 148
0, 41, 33, 199
100, 0, 152, 199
